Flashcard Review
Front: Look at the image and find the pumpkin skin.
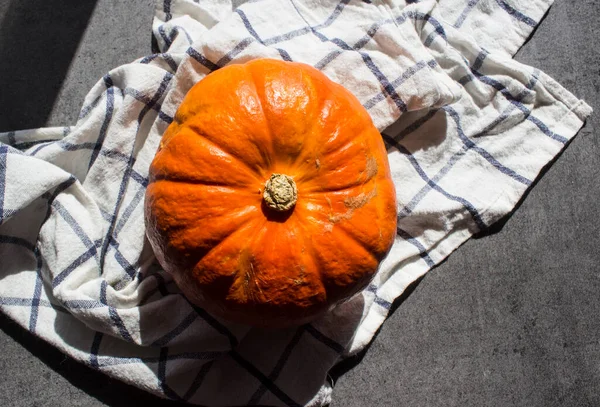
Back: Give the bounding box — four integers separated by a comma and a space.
145, 59, 397, 327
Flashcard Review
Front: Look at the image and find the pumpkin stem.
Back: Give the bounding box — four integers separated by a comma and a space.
263, 173, 297, 212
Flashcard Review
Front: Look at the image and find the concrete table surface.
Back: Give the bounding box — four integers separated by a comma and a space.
0, 1, 598, 406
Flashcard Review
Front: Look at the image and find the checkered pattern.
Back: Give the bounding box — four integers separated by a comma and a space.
0, 0, 592, 406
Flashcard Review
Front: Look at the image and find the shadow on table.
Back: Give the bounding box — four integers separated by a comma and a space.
0, 312, 186, 407
0, 0, 97, 131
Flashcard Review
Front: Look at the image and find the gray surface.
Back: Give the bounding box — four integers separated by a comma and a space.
0, 1, 598, 406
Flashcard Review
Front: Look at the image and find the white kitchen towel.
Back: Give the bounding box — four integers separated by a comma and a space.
0, 0, 592, 406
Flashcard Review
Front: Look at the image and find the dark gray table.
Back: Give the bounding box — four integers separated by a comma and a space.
0, 1, 598, 406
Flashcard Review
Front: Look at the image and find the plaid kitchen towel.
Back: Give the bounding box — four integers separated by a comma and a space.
0, 0, 592, 406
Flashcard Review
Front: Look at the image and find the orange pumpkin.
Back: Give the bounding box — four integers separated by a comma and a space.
145, 59, 397, 327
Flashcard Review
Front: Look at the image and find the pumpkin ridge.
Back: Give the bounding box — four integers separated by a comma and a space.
243, 63, 279, 169
247, 60, 328, 171
310, 230, 379, 301
192, 215, 265, 281
185, 123, 268, 179
150, 175, 248, 189
153, 127, 263, 186
148, 182, 261, 259
301, 230, 368, 303
302, 177, 377, 201
295, 223, 327, 305
287, 80, 373, 178
292, 214, 330, 287
168, 205, 259, 251
317, 113, 372, 157
225, 223, 269, 305
230, 217, 327, 312
148, 180, 259, 207
285, 74, 332, 170
246, 62, 278, 169
335, 217, 393, 260
296, 200, 380, 263
292, 126, 374, 187
301, 170, 378, 195
330, 206, 391, 259
329, 222, 380, 263
293, 183, 392, 259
